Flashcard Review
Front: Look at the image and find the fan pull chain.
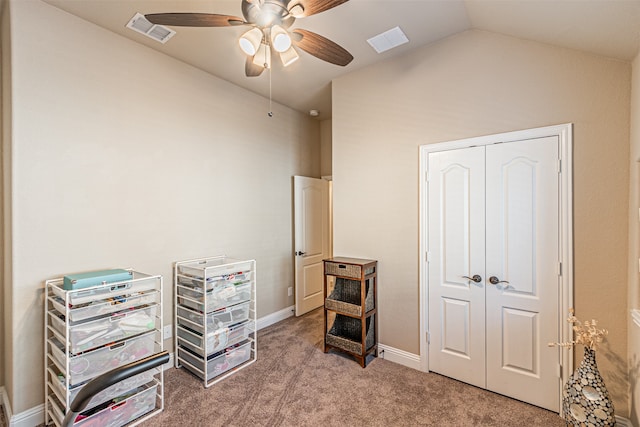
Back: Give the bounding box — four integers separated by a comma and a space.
268, 60, 273, 117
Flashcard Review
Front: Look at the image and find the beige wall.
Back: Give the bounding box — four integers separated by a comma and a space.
628, 51, 640, 426
320, 119, 332, 177
333, 29, 631, 415
6, 0, 319, 414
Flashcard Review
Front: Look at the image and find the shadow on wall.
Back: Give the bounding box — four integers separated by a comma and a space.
600, 341, 638, 420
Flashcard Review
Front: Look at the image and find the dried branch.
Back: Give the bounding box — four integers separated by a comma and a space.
548, 308, 608, 351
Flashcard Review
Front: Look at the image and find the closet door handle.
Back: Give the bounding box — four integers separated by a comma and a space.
295, 251, 307, 256
462, 275, 482, 283
488, 276, 509, 285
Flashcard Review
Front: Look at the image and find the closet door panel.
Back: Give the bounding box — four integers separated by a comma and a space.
427, 146, 486, 388
485, 136, 560, 412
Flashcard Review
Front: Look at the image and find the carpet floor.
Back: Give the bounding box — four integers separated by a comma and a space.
138, 308, 565, 427
7, 308, 566, 426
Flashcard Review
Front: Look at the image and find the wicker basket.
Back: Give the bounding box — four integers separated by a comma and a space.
326, 314, 375, 355
325, 262, 361, 279
325, 278, 374, 316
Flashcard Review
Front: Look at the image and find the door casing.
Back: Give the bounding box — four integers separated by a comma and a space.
418, 123, 573, 413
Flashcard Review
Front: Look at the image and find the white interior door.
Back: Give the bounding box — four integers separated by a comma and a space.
485, 137, 560, 411
294, 176, 329, 316
427, 146, 486, 388
427, 137, 560, 411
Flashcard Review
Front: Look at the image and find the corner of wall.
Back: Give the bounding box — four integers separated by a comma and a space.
628, 50, 640, 425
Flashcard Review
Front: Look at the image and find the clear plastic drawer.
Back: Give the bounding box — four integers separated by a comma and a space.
74, 381, 158, 427
49, 332, 157, 387
50, 290, 159, 322
177, 321, 250, 356
177, 270, 252, 290
49, 305, 158, 354
177, 282, 251, 313
178, 341, 252, 381
177, 258, 253, 281
50, 273, 159, 305
176, 302, 250, 335
47, 365, 158, 412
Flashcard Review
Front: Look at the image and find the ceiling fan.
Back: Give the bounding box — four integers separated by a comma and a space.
145, 0, 354, 78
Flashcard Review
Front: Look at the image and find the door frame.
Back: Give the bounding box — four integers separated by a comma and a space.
418, 123, 573, 412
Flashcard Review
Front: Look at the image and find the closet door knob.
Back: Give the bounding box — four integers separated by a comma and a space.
488, 276, 509, 285
462, 275, 482, 283
295, 251, 307, 256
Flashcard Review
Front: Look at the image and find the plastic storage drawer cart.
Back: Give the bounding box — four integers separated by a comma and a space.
44, 270, 165, 427
323, 257, 378, 367
175, 256, 257, 387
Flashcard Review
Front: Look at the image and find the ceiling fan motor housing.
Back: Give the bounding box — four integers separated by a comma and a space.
242, 0, 296, 29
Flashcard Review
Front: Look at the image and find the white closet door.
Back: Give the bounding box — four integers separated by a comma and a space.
427, 146, 486, 388
427, 137, 561, 411
484, 137, 560, 411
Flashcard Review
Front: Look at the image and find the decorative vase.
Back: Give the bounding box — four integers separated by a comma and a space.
562, 347, 615, 426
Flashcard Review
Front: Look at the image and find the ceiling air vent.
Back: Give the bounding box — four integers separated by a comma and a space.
367, 26, 409, 54
126, 12, 176, 44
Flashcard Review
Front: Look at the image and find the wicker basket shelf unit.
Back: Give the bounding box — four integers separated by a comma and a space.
323, 257, 378, 367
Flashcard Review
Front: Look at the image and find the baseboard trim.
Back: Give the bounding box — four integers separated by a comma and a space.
257, 305, 294, 331
378, 344, 421, 371
7, 403, 43, 427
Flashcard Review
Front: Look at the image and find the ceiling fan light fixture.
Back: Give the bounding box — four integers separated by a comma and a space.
239, 27, 263, 56
280, 46, 299, 67
253, 43, 272, 68
271, 25, 292, 52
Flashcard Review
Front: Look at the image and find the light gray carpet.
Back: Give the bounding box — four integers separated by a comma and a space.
139, 308, 565, 426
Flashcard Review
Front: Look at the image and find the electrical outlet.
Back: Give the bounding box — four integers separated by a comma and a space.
288, 287, 293, 297
163, 325, 172, 340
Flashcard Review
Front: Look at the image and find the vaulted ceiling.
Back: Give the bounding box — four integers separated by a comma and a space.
43, 0, 640, 119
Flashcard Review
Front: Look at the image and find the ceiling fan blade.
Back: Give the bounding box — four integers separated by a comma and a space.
291, 29, 353, 66
145, 13, 247, 27
288, 0, 349, 17
245, 57, 265, 77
